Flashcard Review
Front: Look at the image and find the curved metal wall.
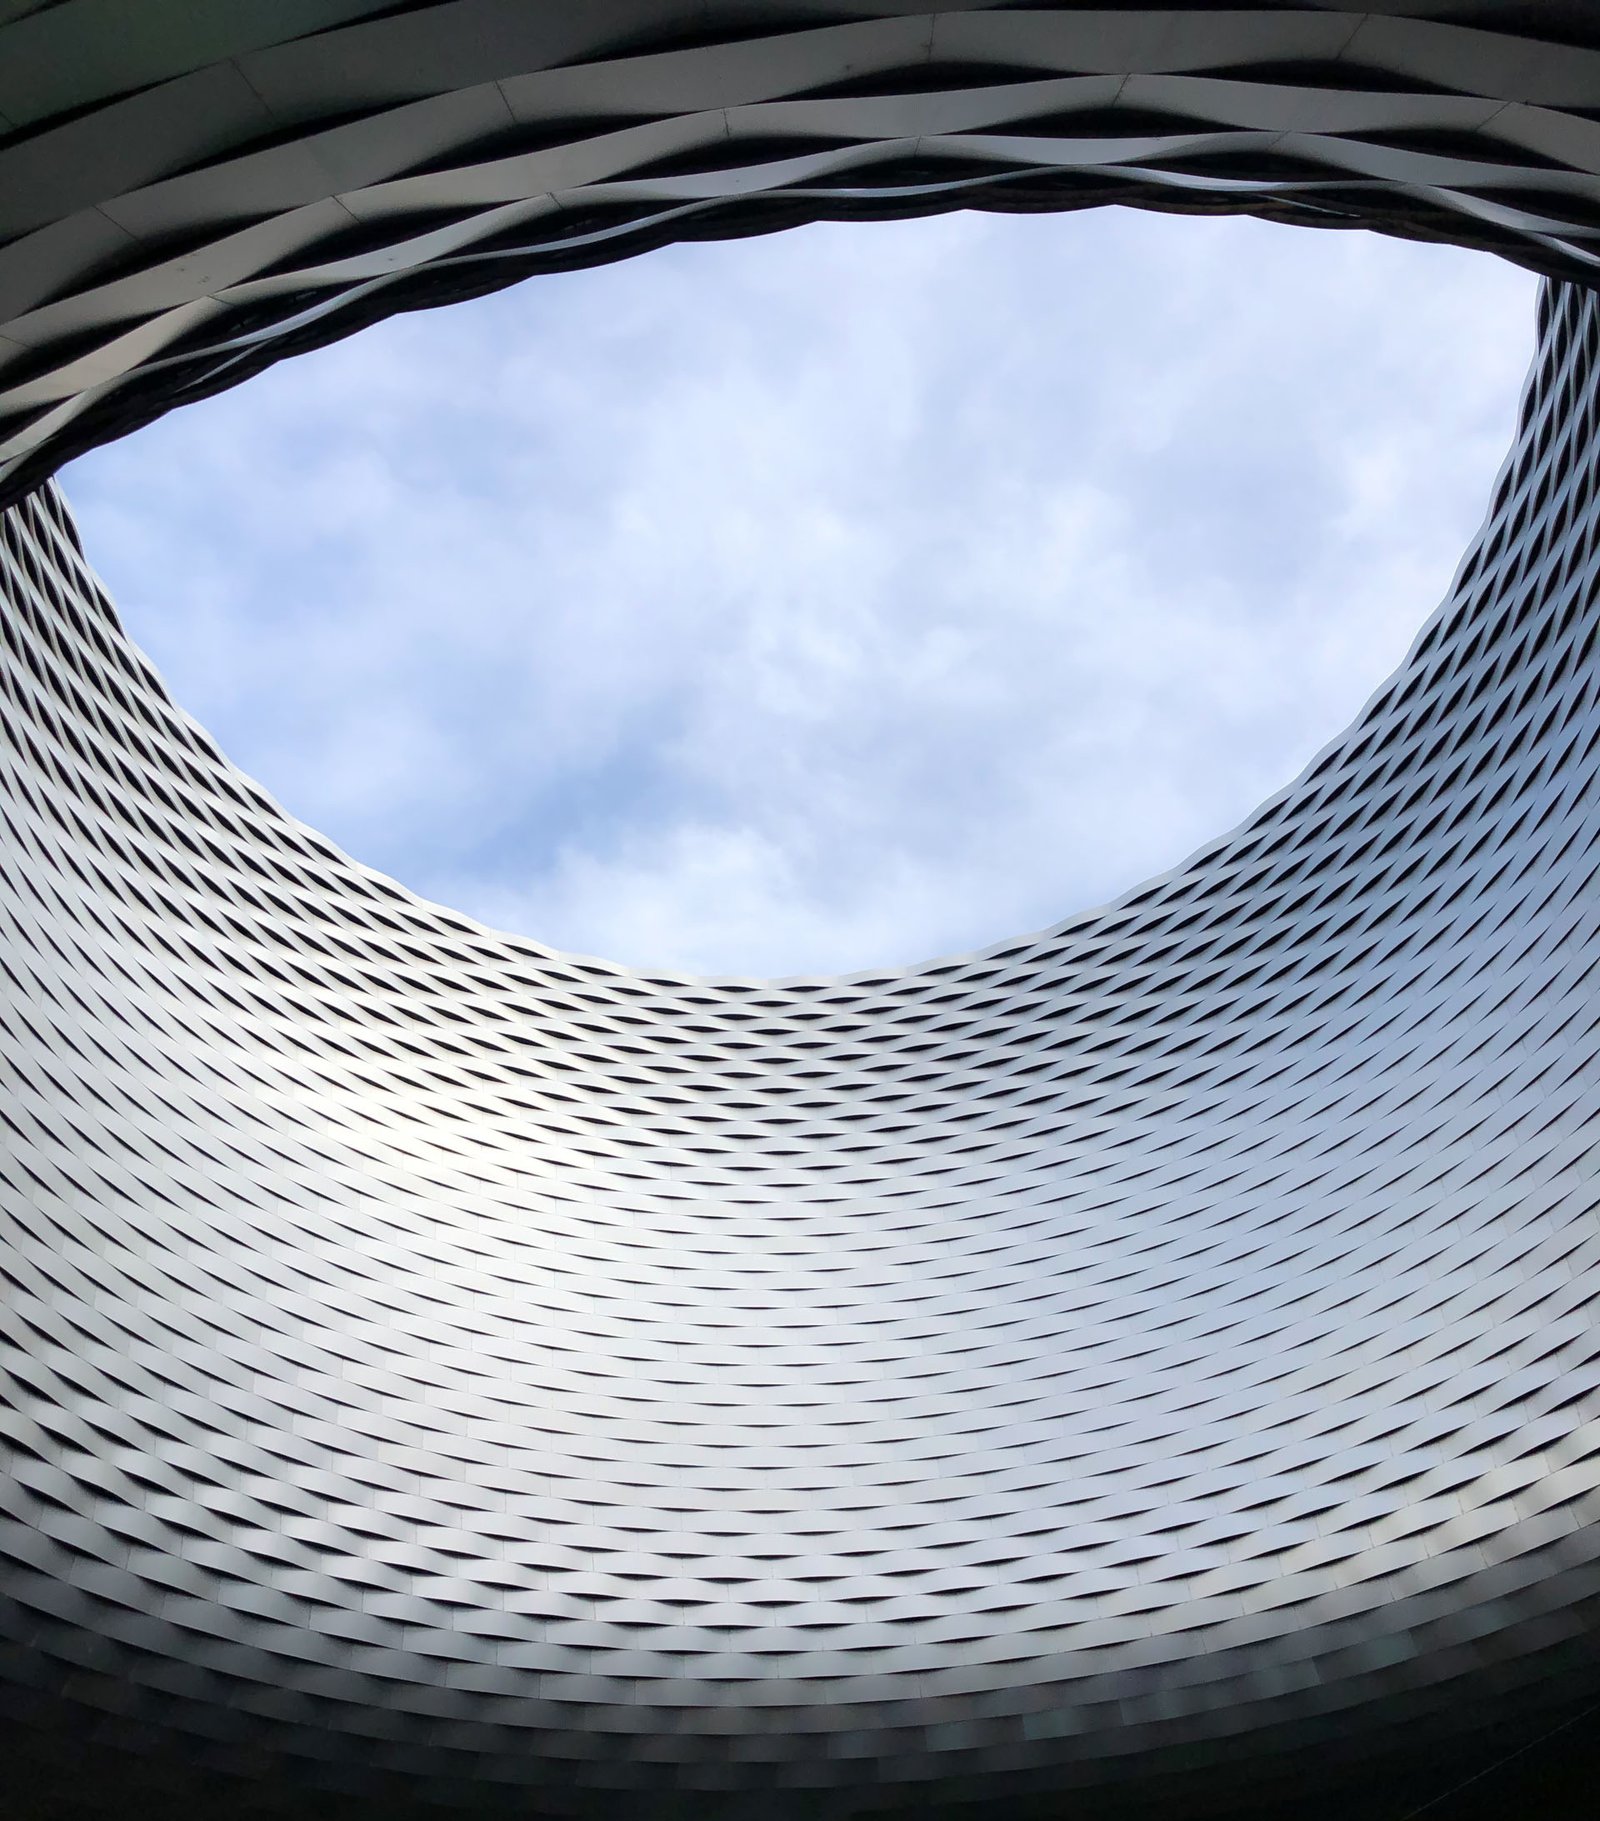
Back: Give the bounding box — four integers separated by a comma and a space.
2, 5, 1600, 1818
11, 3, 1600, 506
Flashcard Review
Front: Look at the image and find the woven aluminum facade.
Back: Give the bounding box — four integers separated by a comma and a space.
2, 5, 1600, 1817
12, 1, 1600, 509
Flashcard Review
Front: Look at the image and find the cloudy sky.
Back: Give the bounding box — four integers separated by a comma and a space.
62, 208, 1535, 977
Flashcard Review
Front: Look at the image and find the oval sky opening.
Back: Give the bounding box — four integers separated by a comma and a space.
63, 209, 1535, 978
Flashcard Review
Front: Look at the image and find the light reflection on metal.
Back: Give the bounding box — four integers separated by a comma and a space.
2, 6, 1599, 1817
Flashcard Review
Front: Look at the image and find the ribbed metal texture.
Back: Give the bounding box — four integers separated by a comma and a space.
2, 5, 1600, 1818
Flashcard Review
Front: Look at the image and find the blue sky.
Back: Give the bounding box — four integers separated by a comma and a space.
62, 208, 1535, 976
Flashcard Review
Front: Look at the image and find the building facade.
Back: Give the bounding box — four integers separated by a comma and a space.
2, 7, 1599, 1815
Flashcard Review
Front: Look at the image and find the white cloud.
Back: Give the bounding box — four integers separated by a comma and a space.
63, 208, 1537, 976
